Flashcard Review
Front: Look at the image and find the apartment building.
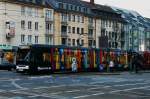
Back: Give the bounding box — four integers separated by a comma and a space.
46, 0, 98, 48
2, 0, 146, 51
46, 0, 123, 49
113, 7, 149, 51
91, 4, 123, 49
144, 18, 150, 51
0, 0, 54, 49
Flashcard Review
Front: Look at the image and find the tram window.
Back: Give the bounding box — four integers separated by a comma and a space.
43, 53, 50, 62
24, 52, 30, 62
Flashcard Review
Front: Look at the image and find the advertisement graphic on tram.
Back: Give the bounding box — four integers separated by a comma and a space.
16, 44, 150, 74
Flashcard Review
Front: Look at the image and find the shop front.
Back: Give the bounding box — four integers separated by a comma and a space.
0, 45, 16, 64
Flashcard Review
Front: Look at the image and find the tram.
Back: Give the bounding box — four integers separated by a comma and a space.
16, 44, 128, 73
143, 51, 150, 69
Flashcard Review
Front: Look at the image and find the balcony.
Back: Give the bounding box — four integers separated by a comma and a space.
61, 20, 68, 26
45, 30, 53, 36
45, 17, 53, 23
113, 25, 120, 32
88, 34, 94, 39
88, 23, 94, 29
61, 32, 68, 38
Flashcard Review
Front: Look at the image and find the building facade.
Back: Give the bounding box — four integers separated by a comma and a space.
91, 5, 123, 49
47, 0, 98, 48
112, 7, 149, 51
145, 18, 150, 51
0, 0, 54, 49
0, 0, 149, 52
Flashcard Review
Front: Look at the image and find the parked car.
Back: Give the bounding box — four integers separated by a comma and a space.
0, 59, 16, 71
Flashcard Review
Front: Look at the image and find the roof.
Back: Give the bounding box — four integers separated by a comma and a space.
111, 7, 150, 28
4, 0, 48, 7
46, 0, 121, 18
46, 0, 95, 17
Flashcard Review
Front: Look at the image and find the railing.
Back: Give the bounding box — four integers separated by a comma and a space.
45, 17, 53, 22
61, 32, 68, 37
88, 33, 94, 39
61, 20, 68, 26
88, 23, 94, 29
45, 30, 53, 35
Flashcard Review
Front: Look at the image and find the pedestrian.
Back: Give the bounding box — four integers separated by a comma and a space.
109, 60, 114, 72
71, 58, 77, 72
132, 53, 140, 73
99, 64, 104, 72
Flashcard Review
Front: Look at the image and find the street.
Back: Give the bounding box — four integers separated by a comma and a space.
0, 71, 150, 99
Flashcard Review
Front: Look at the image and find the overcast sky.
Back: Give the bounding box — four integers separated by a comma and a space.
83, 0, 150, 18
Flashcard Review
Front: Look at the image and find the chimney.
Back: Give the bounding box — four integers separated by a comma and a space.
90, 0, 95, 4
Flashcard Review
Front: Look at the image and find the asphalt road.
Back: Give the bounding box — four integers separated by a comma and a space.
0, 70, 150, 99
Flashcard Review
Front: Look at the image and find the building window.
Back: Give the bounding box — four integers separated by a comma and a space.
34, 8, 38, 17
72, 15, 75, 22
28, 35, 32, 43
46, 36, 52, 45
106, 20, 108, 27
72, 39, 75, 46
35, 22, 38, 30
68, 38, 71, 46
88, 29, 93, 36
68, 14, 71, 21
66, 4, 69, 9
81, 40, 84, 46
88, 40, 93, 47
59, 3, 63, 9
46, 22, 52, 32
81, 7, 83, 12
27, 7, 32, 16
77, 27, 80, 34
21, 6, 25, 16
61, 26, 67, 33
21, 35, 25, 43
75, 6, 77, 11
77, 15, 80, 22
105, 31, 108, 36
68, 26, 71, 33
61, 38, 67, 45
28, 21, 32, 30
61, 13, 67, 22
21, 20, 25, 29
70, 4, 73, 10
35, 36, 38, 44
109, 32, 111, 39
81, 16, 84, 23
89, 18, 93, 24
72, 27, 75, 34
77, 39, 80, 46
46, 10, 52, 19
109, 20, 111, 27
81, 28, 84, 34
78, 6, 81, 12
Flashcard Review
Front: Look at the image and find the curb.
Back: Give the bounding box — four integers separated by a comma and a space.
53, 72, 121, 75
